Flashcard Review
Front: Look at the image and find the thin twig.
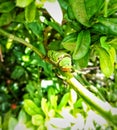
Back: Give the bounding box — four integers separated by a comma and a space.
0, 28, 45, 59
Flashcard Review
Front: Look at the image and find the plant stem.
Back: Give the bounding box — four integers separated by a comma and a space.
67, 73, 117, 126
104, 0, 109, 17
0, 28, 45, 59
1, 28, 117, 127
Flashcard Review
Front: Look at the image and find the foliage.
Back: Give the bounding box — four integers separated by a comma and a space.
0, 0, 117, 129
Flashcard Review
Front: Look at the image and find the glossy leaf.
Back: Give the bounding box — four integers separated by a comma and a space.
0, 2, 15, 13
25, 2, 36, 22
61, 33, 77, 52
58, 93, 70, 109
26, 22, 43, 37
108, 46, 116, 67
98, 17, 117, 35
75, 51, 89, 68
24, 99, 43, 116
73, 30, 91, 60
47, 21, 64, 35
70, 0, 90, 27
97, 47, 114, 77
100, 36, 110, 51
32, 114, 44, 126
85, 0, 103, 19
16, 0, 33, 7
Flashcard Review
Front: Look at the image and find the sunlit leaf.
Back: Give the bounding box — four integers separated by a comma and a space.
25, 2, 36, 22
70, 0, 90, 26
97, 47, 114, 77
16, 0, 33, 7
41, 98, 48, 116
32, 114, 44, 126
24, 99, 43, 116
58, 93, 70, 109
8, 117, 17, 130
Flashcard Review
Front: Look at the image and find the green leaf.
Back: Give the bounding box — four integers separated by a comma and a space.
48, 87, 56, 99
61, 33, 77, 52
58, 0, 68, 10
0, 2, 15, 13
97, 47, 114, 77
0, 13, 12, 27
47, 21, 64, 35
108, 38, 117, 50
48, 40, 61, 50
18, 109, 28, 123
67, 5, 75, 20
108, 47, 116, 66
98, 17, 117, 35
11, 66, 25, 79
85, 0, 103, 19
26, 81, 36, 96
50, 95, 58, 109
41, 98, 48, 116
70, 0, 90, 27
32, 114, 44, 126
8, 117, 17, 130
25, 2, 36, 22
74, 98, 83, 108
16, 0, 33, 7
15, 11, 25, 22
27, 22, 43, 37
73, 30, 91, 60
23, 99, 43, 116
100, 36, 110, 51
2, 111, 11, 130
75, 51, 89, 68
107, 2, 117, 16
58, 93, 70, 109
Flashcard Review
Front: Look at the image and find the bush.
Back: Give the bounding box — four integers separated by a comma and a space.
0, 0, 117, 129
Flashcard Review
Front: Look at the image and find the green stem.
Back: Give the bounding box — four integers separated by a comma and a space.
64, 72, 117, 126
104, 0, 109, 17
0, 28, 45, 59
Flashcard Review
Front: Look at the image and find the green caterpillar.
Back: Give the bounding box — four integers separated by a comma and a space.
47, 50, 72, 71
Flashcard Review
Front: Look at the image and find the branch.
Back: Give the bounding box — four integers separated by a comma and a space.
64, 72, 117, 127
1, 28, 117, 127
0, 28, 45, 59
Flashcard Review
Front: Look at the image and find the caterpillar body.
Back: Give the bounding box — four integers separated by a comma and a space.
47, 50, 72, 72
